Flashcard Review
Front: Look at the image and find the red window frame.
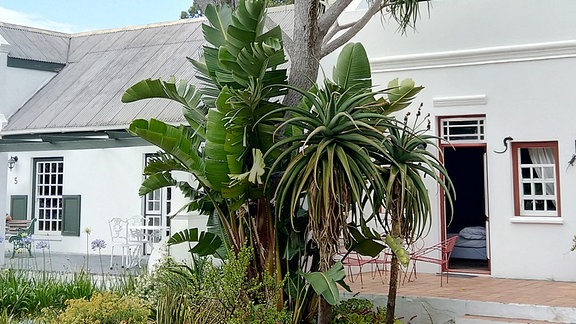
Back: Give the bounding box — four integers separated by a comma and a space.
511, 141, 561, 217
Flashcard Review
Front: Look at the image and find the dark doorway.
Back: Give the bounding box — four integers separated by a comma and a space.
443, 146, 490, 272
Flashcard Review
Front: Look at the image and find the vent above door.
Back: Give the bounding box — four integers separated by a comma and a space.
441, 117, 486, 142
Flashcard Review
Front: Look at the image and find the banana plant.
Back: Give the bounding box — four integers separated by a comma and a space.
123, 0, 288, 281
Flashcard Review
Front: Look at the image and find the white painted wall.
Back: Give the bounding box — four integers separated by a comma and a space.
325, 0, 576, 281
0, 39, 57, 121
4, 145, 205, 256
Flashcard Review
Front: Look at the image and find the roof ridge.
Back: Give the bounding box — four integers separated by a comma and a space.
72, 18, 206, 37
0, 22, 70, 37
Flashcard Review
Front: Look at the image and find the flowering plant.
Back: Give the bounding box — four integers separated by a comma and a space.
91, 239, 107, 250
36, 240, 50, 250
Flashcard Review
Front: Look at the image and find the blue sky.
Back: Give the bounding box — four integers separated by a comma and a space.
0, 0, 192, 33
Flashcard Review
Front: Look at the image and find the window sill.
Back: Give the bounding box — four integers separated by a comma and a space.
510, 217, 563, 225
33, 234, 63, 241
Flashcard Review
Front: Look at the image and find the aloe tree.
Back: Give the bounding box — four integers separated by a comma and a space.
265, 42, 427, 324
374, 104, 455, 324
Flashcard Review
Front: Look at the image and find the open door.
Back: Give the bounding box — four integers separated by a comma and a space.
443, 145, 490, 273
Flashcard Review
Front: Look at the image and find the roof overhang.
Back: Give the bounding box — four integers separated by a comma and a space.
0, 130, 149, 152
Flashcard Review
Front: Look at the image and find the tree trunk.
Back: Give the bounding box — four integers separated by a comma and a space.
284, 0, 323, 107
386, 183, 403, 324
317, 297, 332, 324
386, 254, 399, 324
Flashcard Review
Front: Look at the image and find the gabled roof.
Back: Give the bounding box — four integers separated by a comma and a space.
2, 19, 205, 136
0, 5, 294, 138
0, 22, 70, 64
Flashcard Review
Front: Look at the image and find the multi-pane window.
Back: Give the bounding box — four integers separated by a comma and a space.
144, 154, 172, 230
35, 159, 64, 232
441, 117, 485, 142
512, 142, 560, 216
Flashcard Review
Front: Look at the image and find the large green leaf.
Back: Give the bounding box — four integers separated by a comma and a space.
302, 262, 348, 306
384, 78, 424, 113
332, 42, 371, 94
139, 172, 177, 196
168, 228, 223, 257
203, 4, 233, 48
122, 77, 206, 134
128, 119, 204, 177
348, 226, 386, 257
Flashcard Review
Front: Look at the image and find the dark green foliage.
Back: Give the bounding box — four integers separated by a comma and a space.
333, 298, 404, 324
140, 249, 289, 324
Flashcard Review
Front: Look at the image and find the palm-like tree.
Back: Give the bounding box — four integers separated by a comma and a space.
266, 43, 425, 324
376, 107, 455, 324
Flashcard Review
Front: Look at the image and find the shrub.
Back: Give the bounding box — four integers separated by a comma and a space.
0, 268, 139, 321
333, 298, 404, 324
52, 292, 150, 324
144, 248, 289, 323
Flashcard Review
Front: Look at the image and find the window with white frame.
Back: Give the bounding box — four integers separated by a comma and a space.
440, 117, 485, 142
512, 142, 560, 216
34, 158, 64, 232
144, 154, 172, 228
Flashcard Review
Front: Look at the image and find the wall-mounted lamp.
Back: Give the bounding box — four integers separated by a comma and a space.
494, 136, 513, 154
8, 156, 18, 171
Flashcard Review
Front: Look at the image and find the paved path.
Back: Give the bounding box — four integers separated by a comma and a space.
1, 251, 148, 275
346, 270, 576, 308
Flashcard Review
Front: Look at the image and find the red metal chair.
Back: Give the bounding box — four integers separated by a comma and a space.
405, 235, 458, 287
368, 250, 393, 282
339, 251, 372, 287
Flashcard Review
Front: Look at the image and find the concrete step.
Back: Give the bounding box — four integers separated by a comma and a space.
457, 315, 565, 324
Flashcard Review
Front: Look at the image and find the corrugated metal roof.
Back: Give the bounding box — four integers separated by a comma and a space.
2, 8, 294, 135
0, 22, 70, 64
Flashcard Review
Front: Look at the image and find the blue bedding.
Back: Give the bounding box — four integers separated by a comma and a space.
449, 227, 488, 260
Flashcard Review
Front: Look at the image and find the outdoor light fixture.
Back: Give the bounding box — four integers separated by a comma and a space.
7, 156, 18, 171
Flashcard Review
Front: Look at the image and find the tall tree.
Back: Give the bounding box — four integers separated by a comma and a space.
280, 0, 425, 106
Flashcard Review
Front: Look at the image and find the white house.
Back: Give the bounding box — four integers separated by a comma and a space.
0, 8, 294, 266
323, 0, 576, 281
2, 0, 576, 282
0, 20, 212, 264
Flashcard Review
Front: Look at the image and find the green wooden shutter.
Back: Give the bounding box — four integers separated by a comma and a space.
10, 195, 28, 220
62, 195, 81, 236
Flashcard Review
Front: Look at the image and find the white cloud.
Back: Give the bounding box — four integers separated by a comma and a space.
0, 6, 76, 33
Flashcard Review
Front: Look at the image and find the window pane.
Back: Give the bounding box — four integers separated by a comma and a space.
535, 200, 545, 210
523, 183, 531, 195
545, 184, 554, 195
534, 183, 543, 195
521, 168, 531, 179
547, 200, 556, 211
543, 167, 554, 179
524, 200, 533, 210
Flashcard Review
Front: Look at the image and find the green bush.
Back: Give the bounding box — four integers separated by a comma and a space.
333, 298, 404, 324
143, 248, 289, 323
52, 292, 150, 324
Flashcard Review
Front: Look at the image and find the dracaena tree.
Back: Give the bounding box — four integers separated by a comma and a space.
265, 42, 435, 324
